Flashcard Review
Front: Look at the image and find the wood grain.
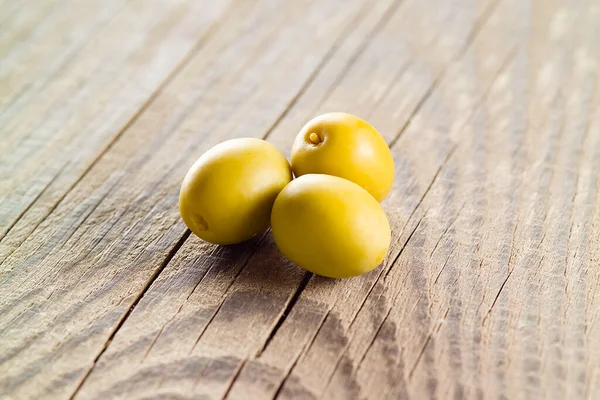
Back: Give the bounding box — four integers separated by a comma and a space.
2, 0, 600, 398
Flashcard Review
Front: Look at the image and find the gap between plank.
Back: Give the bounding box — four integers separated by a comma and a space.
189, 230, 271, 354
271, 310, 332, 400
408, 307, 450, 379
222, 359, 247, 399
67, 229, 191, 400
255, 271, 313, 357
0, 162, 67, 242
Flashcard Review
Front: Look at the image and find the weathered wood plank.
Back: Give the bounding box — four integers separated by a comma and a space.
2, 0, 600, 398
0, 0, 376, 398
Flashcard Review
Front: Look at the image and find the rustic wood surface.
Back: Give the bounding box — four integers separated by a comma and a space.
1, 0, 600, 398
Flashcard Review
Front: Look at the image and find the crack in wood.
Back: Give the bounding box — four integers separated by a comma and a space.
347, 273, 385, 328
0, 162, 68, 243
222, 359, 247, 400
430, 204, 465, 258
256, 271, 313, 358
481, 267, 514, 327
141, 256, 216, 362
189, 230, 270, 354
357, 306, 394, 370
319, 300, 392, 399
433, 248, 456, 288
271, 309, 332, 400
384, 212, 426, 281
408, 307, 449, 380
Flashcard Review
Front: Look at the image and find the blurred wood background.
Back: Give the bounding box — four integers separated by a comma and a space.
1, 0, 600, 398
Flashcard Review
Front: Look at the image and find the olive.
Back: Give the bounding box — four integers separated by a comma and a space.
290, 112, 394, 202
271, 174, 390, 278
180, 138, 292, 245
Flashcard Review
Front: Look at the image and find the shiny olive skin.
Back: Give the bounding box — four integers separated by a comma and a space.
180, 138, 292, 245
290, 112, 394, 202
271, 174, 391, 278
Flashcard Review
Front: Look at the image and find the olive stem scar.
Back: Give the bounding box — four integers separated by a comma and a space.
193, 215, 208, 231
308, 132, 322, 144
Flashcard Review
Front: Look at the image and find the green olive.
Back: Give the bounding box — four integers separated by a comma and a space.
271, 174, 391, 278
180, 138, 292, 245
290, 112, 394, 202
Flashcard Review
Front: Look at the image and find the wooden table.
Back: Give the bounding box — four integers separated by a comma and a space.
2, 0, 599, 398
